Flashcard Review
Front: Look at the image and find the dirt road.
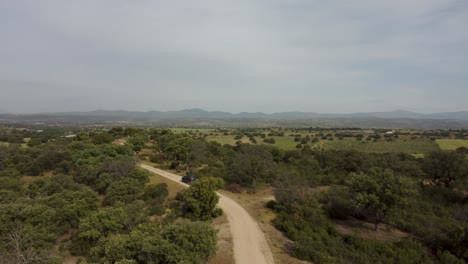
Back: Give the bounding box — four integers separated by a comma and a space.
139, 164, 275, 264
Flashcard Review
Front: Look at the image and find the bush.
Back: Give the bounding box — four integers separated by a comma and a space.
266, 200, 277, 210
144, 183, 169, 203
179, 177, 225, 220
438, 251, 466, 264
147, 203, 166, 215
169, 161, 180, 169
211, 208, 223, 218
149, 154, 162, 163
322, 187, 355, 220
225, 183, 242, 193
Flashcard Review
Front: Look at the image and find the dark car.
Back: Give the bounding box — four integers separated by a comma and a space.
182, 174, 197, 184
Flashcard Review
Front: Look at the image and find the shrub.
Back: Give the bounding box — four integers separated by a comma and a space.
322, 187, 355, 220
169, 161, 180, 169
225, 183, 242, 193
211, 208, 223, 218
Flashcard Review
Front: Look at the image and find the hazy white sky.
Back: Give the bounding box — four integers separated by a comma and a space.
1, 0, 467, 113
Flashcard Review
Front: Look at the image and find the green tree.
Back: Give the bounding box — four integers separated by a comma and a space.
188, 140, 210, 166
161, 219, 217, 262
346, 168, 415, 231
91, 132, 113, 145
225, 145, 275, 186
423, 151, 467, 187
104, 178, 145, 206
144, 183, 169, 203
178, 177, 224, 220
127, 135, 147, 158
90, 221, 216, 264
73, 203, 147, 254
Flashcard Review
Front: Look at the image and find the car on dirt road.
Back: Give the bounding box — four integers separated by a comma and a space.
182, 174, 197, 184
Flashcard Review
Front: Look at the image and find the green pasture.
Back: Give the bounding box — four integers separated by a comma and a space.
436, 139, 468, 150
322, 138, 439, 154
204, 134, 440, 154
170, 128, 216, 134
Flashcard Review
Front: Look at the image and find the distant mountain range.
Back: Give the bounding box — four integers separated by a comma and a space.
1, 109, 467, 129
33, 108, 468, 120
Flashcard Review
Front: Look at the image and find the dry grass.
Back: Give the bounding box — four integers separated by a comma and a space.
148, 171, 186, 200
334, 219, 413, 241
112, 137, 127, 145
21, 176, 43, 187
208, 214, 235, 264
62, 256, 81, 264
55, 229, 81, 264
21, 172, 53, 188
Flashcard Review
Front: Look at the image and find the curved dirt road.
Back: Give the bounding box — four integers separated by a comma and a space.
139, 164, 275, 264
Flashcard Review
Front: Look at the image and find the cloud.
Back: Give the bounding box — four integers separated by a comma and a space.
0, 0, 467, 113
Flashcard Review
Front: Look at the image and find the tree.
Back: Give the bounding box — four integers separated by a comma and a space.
91, 133, 113, 145
178, 177, 224, 220
90, 221, 216, 264
0, 223, 58, 264
161, 219, 217, 262
100, 157, 136, 180
224, 145, 275, 186
73, 203, 147, 254
127, 135, 147, 158
144, 183, 169, 203
161, 135, 193, 162
103, 178, 145, 206
346, 168, 415, 231
423, 151, 467, 187
188, 140, 210, 166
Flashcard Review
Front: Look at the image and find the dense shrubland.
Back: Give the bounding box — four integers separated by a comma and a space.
149, 128, 468, 263
0, 127, 220, 263
1, 126, 467, 263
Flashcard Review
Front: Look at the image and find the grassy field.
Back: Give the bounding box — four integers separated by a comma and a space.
147, 170, 186, 201
204, 134, 440, 154
436, 139, 468, 150
170, 128, 216, 134
206, 135, 237, 145
411, 153, 425, 158
322, 139, 440, 154
206, 135, 252, 145
254, 136, 299, 150
205, 135, 300, 150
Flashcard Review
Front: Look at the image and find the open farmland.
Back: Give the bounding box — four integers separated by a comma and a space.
322, 138, 440, 154
436, 139, 468, 150
206, 135, 252, 145
203, 131, 441, 154
254, 136, 300, 150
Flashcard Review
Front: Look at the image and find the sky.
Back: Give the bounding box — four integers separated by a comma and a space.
1, 0, 467, 114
